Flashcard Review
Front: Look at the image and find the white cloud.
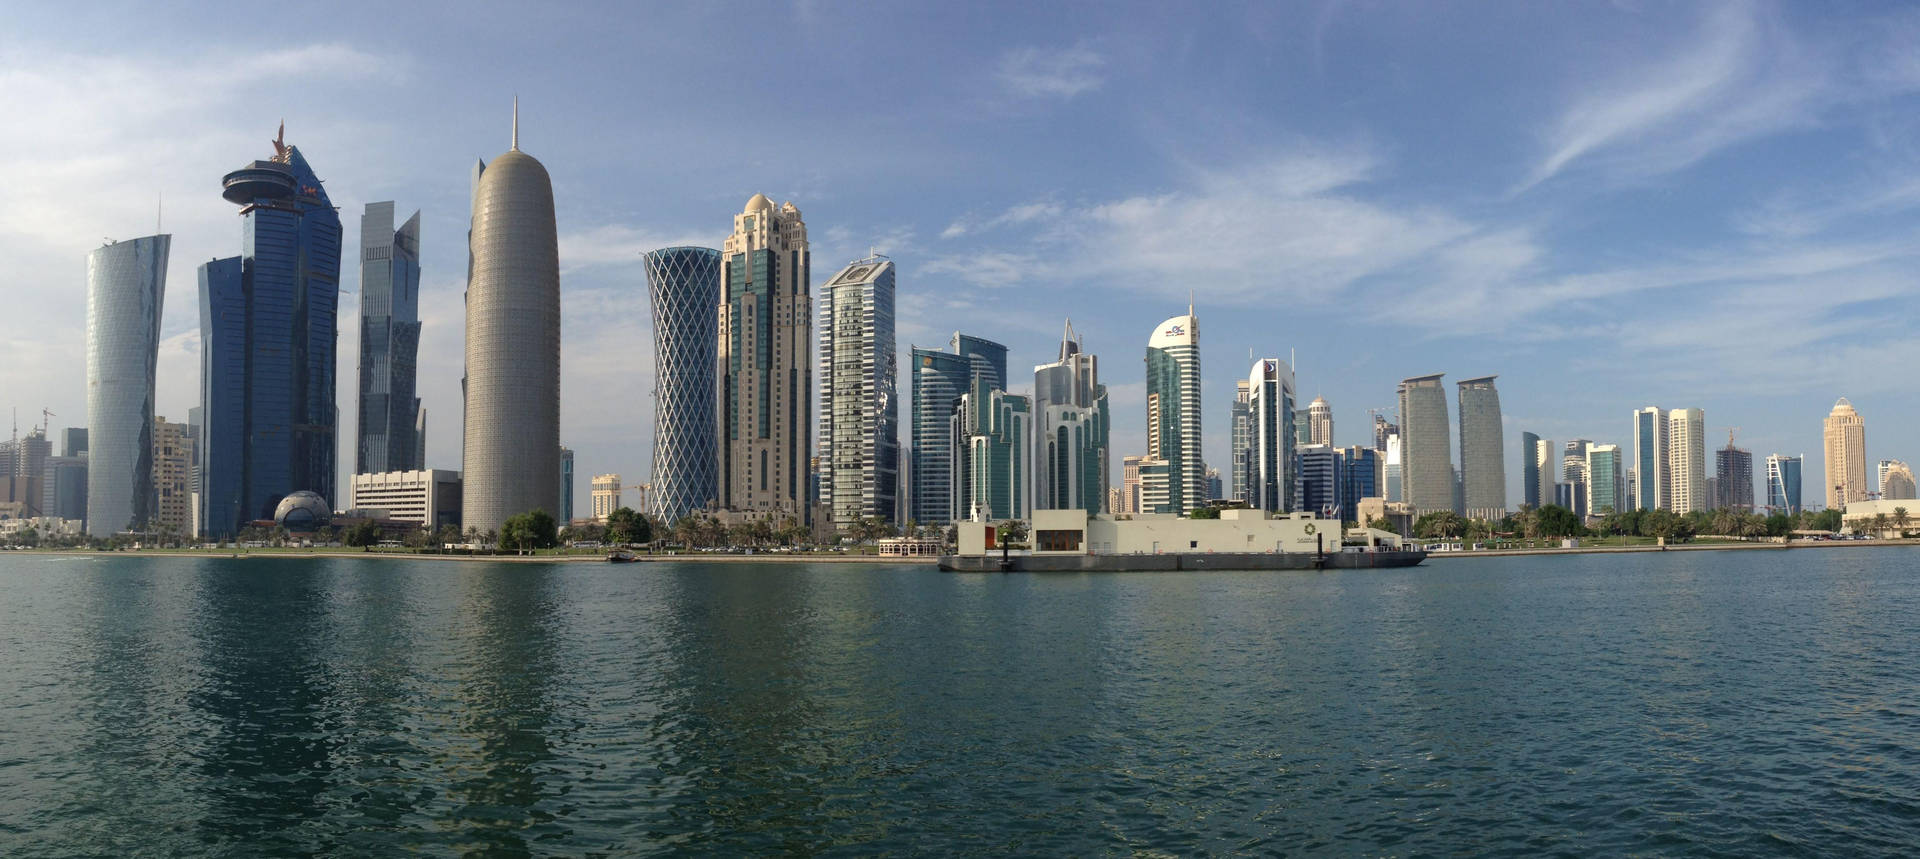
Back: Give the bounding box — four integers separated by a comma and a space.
556, 224, 718, 272
996, 44, 1106, 99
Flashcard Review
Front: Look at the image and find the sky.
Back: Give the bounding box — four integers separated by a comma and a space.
4, 0, 1919, 515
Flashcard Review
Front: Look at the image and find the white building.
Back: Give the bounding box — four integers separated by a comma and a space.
817, 255, 899, 526
1247, 358, 1296, 512
591, 473, 622, 521
347, 469, 462, 528
1667, 408, 1707, 513
1144, 308, 1203, 514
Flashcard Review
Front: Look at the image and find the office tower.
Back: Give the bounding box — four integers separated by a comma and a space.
1398, 374, 1454, 515
1033, 320, 1109, 514
2, 429, 52, 518
151, 416, 191, 534
1384, 432, 1403, 503
1717, 442, 1755, 511
1307, 396, 1333, 446
348, 469, 463, 528
199, 128, 342, 537
591, 474, 621, 521
1823, 398, 1867, 509
1145, 307, 1203, 515
1247, 358, 1296, 512
1339, 446, 1379, 522
1878, 460, 1916, 500
645, 246, 722, 525
558, 446, 574, 523
1522, 432, 1555, 509
1230, 380, 1252, 504
1586, 443, 1623, 516
1372, 416, 1397, 453
1456, 376, 1505, 519
952, 375, 1030, 521
1766, 454, 1803, 514
1205, 468, 1223, 502
1106, 487, 1124, 516
1626, 467, 1638, 510
716, 193, 810, 524
462, 108, 563, 535
1667, 408, 1707, 514
1120, 454, 1145, 515
1295, 416, 1312, 447
85, 234, 169, 535
1562, 439, 1592, 518
43, 453, 87, 522
62, 428, 87, 458
909, 333, 1007, 524
355, 201, 423, 475
1137, 459, 1172, 515
1297, 444, 1341, 518
1633, 407, 1668, 511
818, 256, 900, 525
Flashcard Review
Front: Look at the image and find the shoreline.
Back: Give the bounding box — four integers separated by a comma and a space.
1430, 538, 1917, 559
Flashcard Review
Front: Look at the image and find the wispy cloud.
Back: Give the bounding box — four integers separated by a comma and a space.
556, 224, 718, 272
996, 44, 1106, 99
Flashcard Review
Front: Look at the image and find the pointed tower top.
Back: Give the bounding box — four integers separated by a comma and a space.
1188, 289, 1195, 317
511, 96, 519, 151
271, 120, 288, 161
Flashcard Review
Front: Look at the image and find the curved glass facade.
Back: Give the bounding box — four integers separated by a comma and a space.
86, 234, 170, 536
644, 246, 721, 525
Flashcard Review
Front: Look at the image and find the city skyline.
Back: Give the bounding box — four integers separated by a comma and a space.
5, 2, 1919, 516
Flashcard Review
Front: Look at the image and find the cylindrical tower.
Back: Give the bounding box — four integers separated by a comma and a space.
85, 235, 170, 536
643, 246, 721, 526
462, 121, 560, 535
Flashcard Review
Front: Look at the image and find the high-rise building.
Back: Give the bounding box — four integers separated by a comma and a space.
1033, 320, 1109, 514
1586, 443, 1623, 516
1339, 446, 1379, 523
591, 474, 621, 521
2, 429, 52, 519
86, 234, 168, 536
1717, 442, 1755, 511
1145, 308, 1203, 515
1137, 459, 1173, 515
1398, 374, 1454, 515
1667, 408, 1707, 514
1633, 407, 1668, 511
1823, 398, 1867, 509
1562, 439, 1592, 518
1766, 454, 1803, 514
1456, 376, 1505, 519
1230, 380, 1252, 504
1521, 432, 1554, 509
818, 256, 899, 526
558, 446, 574, 523
645, 246, 722, 525
716, 193, 811, 524
1878, 460, 1915, 501
1373, 417, 1397, 453
462, 108, 563, 535
1246, 358, 1296, 513
1297, 444, 1341, 518
909, 334, 1006, 525
1307, 396, 1333, 447
1204, 468, 1224, 502
43, 453, 87, 523
151, 416, 191, 534
61, 428, 88, 459
1119, 454, 1146, 515
952, 376, 1030, 521
355, 201, 423, 475
1383, 432, 1403, 503
199, 127, 342, 537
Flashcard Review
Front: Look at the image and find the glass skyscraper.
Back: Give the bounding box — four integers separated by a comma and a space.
86, 234, 169, 536
645, 246, 722, 526
199, 130, 342, 536
817, 256, 899, 526
909, 333, 1005, 525
1767, 454, 1802, 514
355, 202, 422, 475
1145, 309, 1202, 515
1033, 320, 1108, 515
1246, 358, 1295, 513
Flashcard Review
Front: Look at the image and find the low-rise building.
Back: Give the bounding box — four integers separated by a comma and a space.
960, 508, 1336, 556
347, 469, 462, 528
1840, 498, 1919, 538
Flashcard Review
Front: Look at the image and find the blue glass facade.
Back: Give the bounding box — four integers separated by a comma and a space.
1339, 447, 1378, 522
355, 202, 422, 474
1296, 445, 1341, 519
909, 333, 1007, 525
197, 141, 342, 536
1767, 455, 1802, 514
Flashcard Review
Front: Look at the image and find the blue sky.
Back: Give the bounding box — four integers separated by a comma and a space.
4, 0, 1918, 512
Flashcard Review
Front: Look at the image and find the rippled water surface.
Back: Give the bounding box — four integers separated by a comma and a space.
2, 550, 1918, 856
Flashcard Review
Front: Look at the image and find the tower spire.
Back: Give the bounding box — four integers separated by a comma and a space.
1188, 289, 1194, 317
511, 96, 519, 151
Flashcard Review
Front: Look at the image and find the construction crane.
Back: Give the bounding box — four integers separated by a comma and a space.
1726, 426, 1741, 450
41, 407, 53, 436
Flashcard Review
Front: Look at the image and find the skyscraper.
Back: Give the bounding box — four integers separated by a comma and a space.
1339, 446, 1379, 522
1033, 320, 1108, 514
716, 193, 810, 523
644, 246, 722, 525
1717, 442, 1754, 511
1456, 376, 1505, 519
1878, 460, 1915, 500
152, 416, 191, 534
953, 375, 1030, 521
1562, 439, 1592, 518
86, 234, 168, 536
559, 446, 574, 523
1767, 454, 1803, 514
462, 107, 562, 535
817, 255, 899, 525
1145, 308, 1202, 515
1633, 407, 1668, 511
1247, 358, 1296, 513
1667, 408, 1707, 514
1398, 374, 1454, 515
909, 334, 1006, 524
1521, 432, 1554, 509
1586, 443, 1623, 516
198, 127, 343, 537
591, 474, 621, 521
1119, 454, 1146, 515
1307, 396, 1333, 446
1229, 380, 1252, 504
1297, 444, 1341, 518
1823, 398, 1867, 509
355, 202, 423, 475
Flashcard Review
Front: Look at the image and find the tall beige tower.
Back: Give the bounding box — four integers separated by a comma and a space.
1824, 398, 1867, 509
1307, 395, 1333, 446
716, 194, 810, 523
462, 103, 562, 534
1666, 407, 1707, 514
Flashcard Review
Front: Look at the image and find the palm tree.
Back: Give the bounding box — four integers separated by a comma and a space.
1894, 507, 1911, 538
1870, 513, 1891, 538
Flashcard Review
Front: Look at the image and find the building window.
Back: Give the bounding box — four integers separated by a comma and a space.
1036, 529, 1082, 552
